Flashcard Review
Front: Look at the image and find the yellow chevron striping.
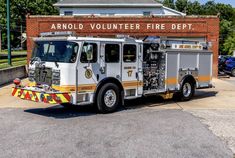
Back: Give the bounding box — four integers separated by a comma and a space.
36, 92, 41, 101
28, 91, 35, 102
20, 90, 26, 99
56, 94, 68, 103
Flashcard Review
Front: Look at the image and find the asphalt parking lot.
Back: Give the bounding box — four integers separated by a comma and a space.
0, 78, 235, 158
222, 76, 235, 85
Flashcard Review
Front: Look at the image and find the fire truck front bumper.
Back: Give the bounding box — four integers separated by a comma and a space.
12, 87, 71, 104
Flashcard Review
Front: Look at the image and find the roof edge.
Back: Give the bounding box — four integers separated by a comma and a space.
27, 15, 219, 18
162, 6, 186, 16
53, 3, 163, 8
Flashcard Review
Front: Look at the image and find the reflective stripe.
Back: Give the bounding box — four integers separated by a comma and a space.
12, 88, 21, 97
52, 84, 96, 92
197, 75, 211, 82
122, 81, 143, 88
36, 92, 41, 102
56, 94, 68, 103
165, 77, 177, 85
12, 88, 71, 104
32, 91, 39, 102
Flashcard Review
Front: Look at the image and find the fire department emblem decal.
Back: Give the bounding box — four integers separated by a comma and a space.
85, 69, 93, 79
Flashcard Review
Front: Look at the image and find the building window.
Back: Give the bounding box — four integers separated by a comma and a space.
64, 11, 73, 16
143, 11, 151, 16
123, 44, 137, 62
105, 44, 120, 63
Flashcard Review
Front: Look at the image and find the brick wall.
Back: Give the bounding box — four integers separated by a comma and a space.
26, 15, 219, 76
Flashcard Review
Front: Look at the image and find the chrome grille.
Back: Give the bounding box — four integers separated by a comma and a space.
35, 67, 52, 85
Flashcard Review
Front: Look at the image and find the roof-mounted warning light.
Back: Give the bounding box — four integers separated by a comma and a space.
116, 34, 136, 42
143, 36, 161, 43
40, 31, 75, 37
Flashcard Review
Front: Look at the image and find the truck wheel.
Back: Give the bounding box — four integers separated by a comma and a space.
97, 83, 120, 113
231, 69, 235, 77
180, 80, 195, 101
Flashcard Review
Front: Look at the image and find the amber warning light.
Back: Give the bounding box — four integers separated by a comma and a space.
13, 78, 21, 87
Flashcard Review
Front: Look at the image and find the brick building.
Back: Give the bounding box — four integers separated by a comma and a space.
26, 15, 219, 76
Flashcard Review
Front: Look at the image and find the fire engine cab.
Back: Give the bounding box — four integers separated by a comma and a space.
12, 32, 213, 113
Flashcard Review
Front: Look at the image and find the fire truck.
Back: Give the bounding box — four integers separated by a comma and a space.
12, 32, 213, 113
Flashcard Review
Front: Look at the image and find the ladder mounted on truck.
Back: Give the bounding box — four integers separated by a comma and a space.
143, 36, 211, 50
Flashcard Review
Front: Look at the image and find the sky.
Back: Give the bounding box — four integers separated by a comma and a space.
197, 0, 235, 7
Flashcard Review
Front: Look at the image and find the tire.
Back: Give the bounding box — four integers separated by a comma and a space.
96, 83, 120, 113
179, 80, 195, 101
231, 69, 235, 77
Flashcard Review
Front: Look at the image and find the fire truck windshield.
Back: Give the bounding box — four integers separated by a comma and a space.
32, 41, 79, 63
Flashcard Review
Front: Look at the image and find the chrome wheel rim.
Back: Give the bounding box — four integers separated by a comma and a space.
104, 89, 117, 107
183, 83, 192, 98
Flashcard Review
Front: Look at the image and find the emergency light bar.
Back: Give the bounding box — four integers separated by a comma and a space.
171, 44, 203, 50
116, 34, 130, 38
40, 31, 75, 37
116, 34, 136, 42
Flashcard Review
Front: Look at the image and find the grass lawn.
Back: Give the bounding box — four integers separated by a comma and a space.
0, 57, 27, 70
0, 50, 27, 55
0, 57, 26, 64
0, 50, 27, 69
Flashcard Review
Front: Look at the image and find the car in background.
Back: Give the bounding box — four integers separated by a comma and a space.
224, 56, 235, 76
218, 55, 230, 73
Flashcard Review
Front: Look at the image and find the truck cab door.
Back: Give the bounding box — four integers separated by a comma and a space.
100, 42, 121, 80
122, 43, 142, 97
75, 41, 100, 103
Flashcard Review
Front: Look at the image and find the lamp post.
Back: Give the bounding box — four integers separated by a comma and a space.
7, 0, 11, 65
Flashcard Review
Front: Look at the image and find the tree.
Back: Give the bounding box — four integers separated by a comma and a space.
215, 4, 235, 54
223, 33, 235, 55
187, 1, 202, 15
0, 0, 59, 48
219, 20, 234, 53
175, 0, 189, 13
201, 1, 217, 15
162, 0, 175, 9
215, 3, 235, 22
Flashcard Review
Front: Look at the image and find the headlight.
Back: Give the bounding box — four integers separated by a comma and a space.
52, 80, 60, 85
52, 70, 60, 85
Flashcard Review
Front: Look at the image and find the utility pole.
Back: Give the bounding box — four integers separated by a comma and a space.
7, 0, 11, 65
21, 24, 23, 49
